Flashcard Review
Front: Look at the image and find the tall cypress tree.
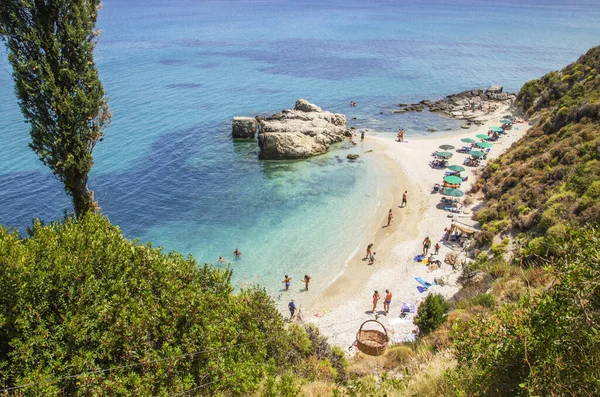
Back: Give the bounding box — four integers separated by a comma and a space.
0, 1, 110, 217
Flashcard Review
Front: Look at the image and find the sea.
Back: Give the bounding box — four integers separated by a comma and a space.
1, 0, 599, 297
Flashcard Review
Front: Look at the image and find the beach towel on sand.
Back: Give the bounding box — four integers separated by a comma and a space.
413, 255, 426, 262
417, 286, 428, 293
415, 277, 436, 287
401, 302, 415, 313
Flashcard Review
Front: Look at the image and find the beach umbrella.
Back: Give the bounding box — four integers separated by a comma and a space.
476, 134, 489, 140
444, 175, 463, 185
439, 144, 455, 150
470, 150, 485, 158
489, 126, 504, 133
461, 138, 476, 144
476, 142, 493, 148
436, 151, 453, 159
447, 165, 465, 172
442, 188, 464, 197
500, 119, 513, 124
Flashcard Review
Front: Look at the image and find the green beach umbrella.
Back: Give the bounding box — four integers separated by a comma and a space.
489, 126, 504, 133
476, 142, 493, 148
500, 119, 512, 124
461, 138, 476, 144
447, 165, 465, 172
442, 188, 464, 197
439, 144, 455, 150
444, 175, 463, 185
436, 151, 453, 159
476, 134, 489, 139
470, 150, 485, 158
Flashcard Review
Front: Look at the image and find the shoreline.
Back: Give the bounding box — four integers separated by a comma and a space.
299, 102, 530, 349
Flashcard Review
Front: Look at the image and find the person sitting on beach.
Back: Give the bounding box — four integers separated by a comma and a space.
369, 252, 376, 265
234, 248, 241, 257
366, 243, 374, 259
387, 209, 393, 227
383, 289, 392, 315
372, 290, 380, 313
422, 237, 431, 256
303, 274, 311, 291
288, 300, 296, 319
283, 275, 291, 291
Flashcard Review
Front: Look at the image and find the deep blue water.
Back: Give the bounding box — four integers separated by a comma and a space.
1, 0, 599, 294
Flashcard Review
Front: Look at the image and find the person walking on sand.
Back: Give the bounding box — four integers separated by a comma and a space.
369, 252, 376, 265
288, 300, 296, 319
365, 243, 373, 259
422, 237, 431, 256
434, 243, 440, 255
401, 191, 407, 207
387, 209, 393, 227
372, 290, 380, 313
384, 289, 392, 314
303, 274, 311, 291
283, 275, 291, 291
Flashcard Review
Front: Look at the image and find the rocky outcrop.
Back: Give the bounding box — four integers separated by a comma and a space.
232, 117, 258, 138
255, 99, 346, 159
393, 85, 517, 120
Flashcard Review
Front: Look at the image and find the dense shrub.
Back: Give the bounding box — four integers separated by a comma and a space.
414, 294, 451, 336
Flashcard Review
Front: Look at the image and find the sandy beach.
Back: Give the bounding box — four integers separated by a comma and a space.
299, 103, 530, 349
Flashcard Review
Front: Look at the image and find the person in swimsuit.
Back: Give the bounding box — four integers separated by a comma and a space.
361, 131, 365, 140
369, 252, 376, 265
401, 191, 407, 207
434, 243, 440, 255
384, 289, 392, 314
218, 256, 230, 264
283, 275, 291, 291
288, 300, 296, 319
387, 209, 393, 227
372, 290, 380, 313
234, 248, 241, 257
365, 243, 373, 259
422, 237, 431, 255
303, 275, 311, 291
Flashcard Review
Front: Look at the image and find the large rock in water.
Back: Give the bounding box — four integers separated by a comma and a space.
232, 117, 258, 138
256, 99, 346, 159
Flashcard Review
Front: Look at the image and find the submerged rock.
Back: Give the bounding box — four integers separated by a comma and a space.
347, 154, 360, 160
255, 99, 346, 160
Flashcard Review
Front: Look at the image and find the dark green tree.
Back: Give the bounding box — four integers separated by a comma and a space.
0, 0, 111, 217
414, 293, 450, 335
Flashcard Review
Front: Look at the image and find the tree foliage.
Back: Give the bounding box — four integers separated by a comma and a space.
0, 0, 111, 217
414, 293, 450, 336
451, 225, 600, 396
0, 213, 290, 396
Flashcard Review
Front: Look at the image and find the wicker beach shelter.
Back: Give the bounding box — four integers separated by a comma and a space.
356, 320, 389, 356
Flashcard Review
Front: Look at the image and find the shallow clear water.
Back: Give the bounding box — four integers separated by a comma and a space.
1, 0, 599, 292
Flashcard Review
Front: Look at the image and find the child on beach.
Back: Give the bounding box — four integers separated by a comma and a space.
434, 243, 440, 255
303, 275, 311, 291
283, 275, 291, 291
366, 243, 373, 259
369, 252, 376, 265
387, 209, 393, 227
422, 237, 431, 255
384, 290, 392, 314
372, 290, 380, 313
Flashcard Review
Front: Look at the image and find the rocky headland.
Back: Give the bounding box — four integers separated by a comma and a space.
232, 99, 347, 160
393, 85, 517, 128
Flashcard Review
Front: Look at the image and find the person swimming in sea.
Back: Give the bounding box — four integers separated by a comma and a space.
234, 248, 241, 258
218, 256, 230, 264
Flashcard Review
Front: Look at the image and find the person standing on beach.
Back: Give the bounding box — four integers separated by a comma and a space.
387, 209, 393, 227
365, 243, 373, 259
361, 131, 365, 141
434, 243, 440, 255
422, 237, 431, 256
288, 300, 296, 319
369, 252, 376, 265
401, 191, 407, 207
303, 275, 311, 291
384, 289, 392, 314
283, 275, 291, 291
372, 290, 380, 313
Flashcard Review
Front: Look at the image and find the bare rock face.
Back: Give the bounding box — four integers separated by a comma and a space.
232, 117, 258, 138
256, 99, 346, 159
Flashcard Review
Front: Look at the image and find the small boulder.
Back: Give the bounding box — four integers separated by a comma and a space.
232, 117, 258, 138
347, 154, 360, 160
294, 98, 322, 113
485, 85, 503, 94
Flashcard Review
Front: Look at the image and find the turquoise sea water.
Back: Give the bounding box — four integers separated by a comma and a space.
1, 0, 600, 294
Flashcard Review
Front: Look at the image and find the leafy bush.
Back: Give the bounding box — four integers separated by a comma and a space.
414, 294, 451, 335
